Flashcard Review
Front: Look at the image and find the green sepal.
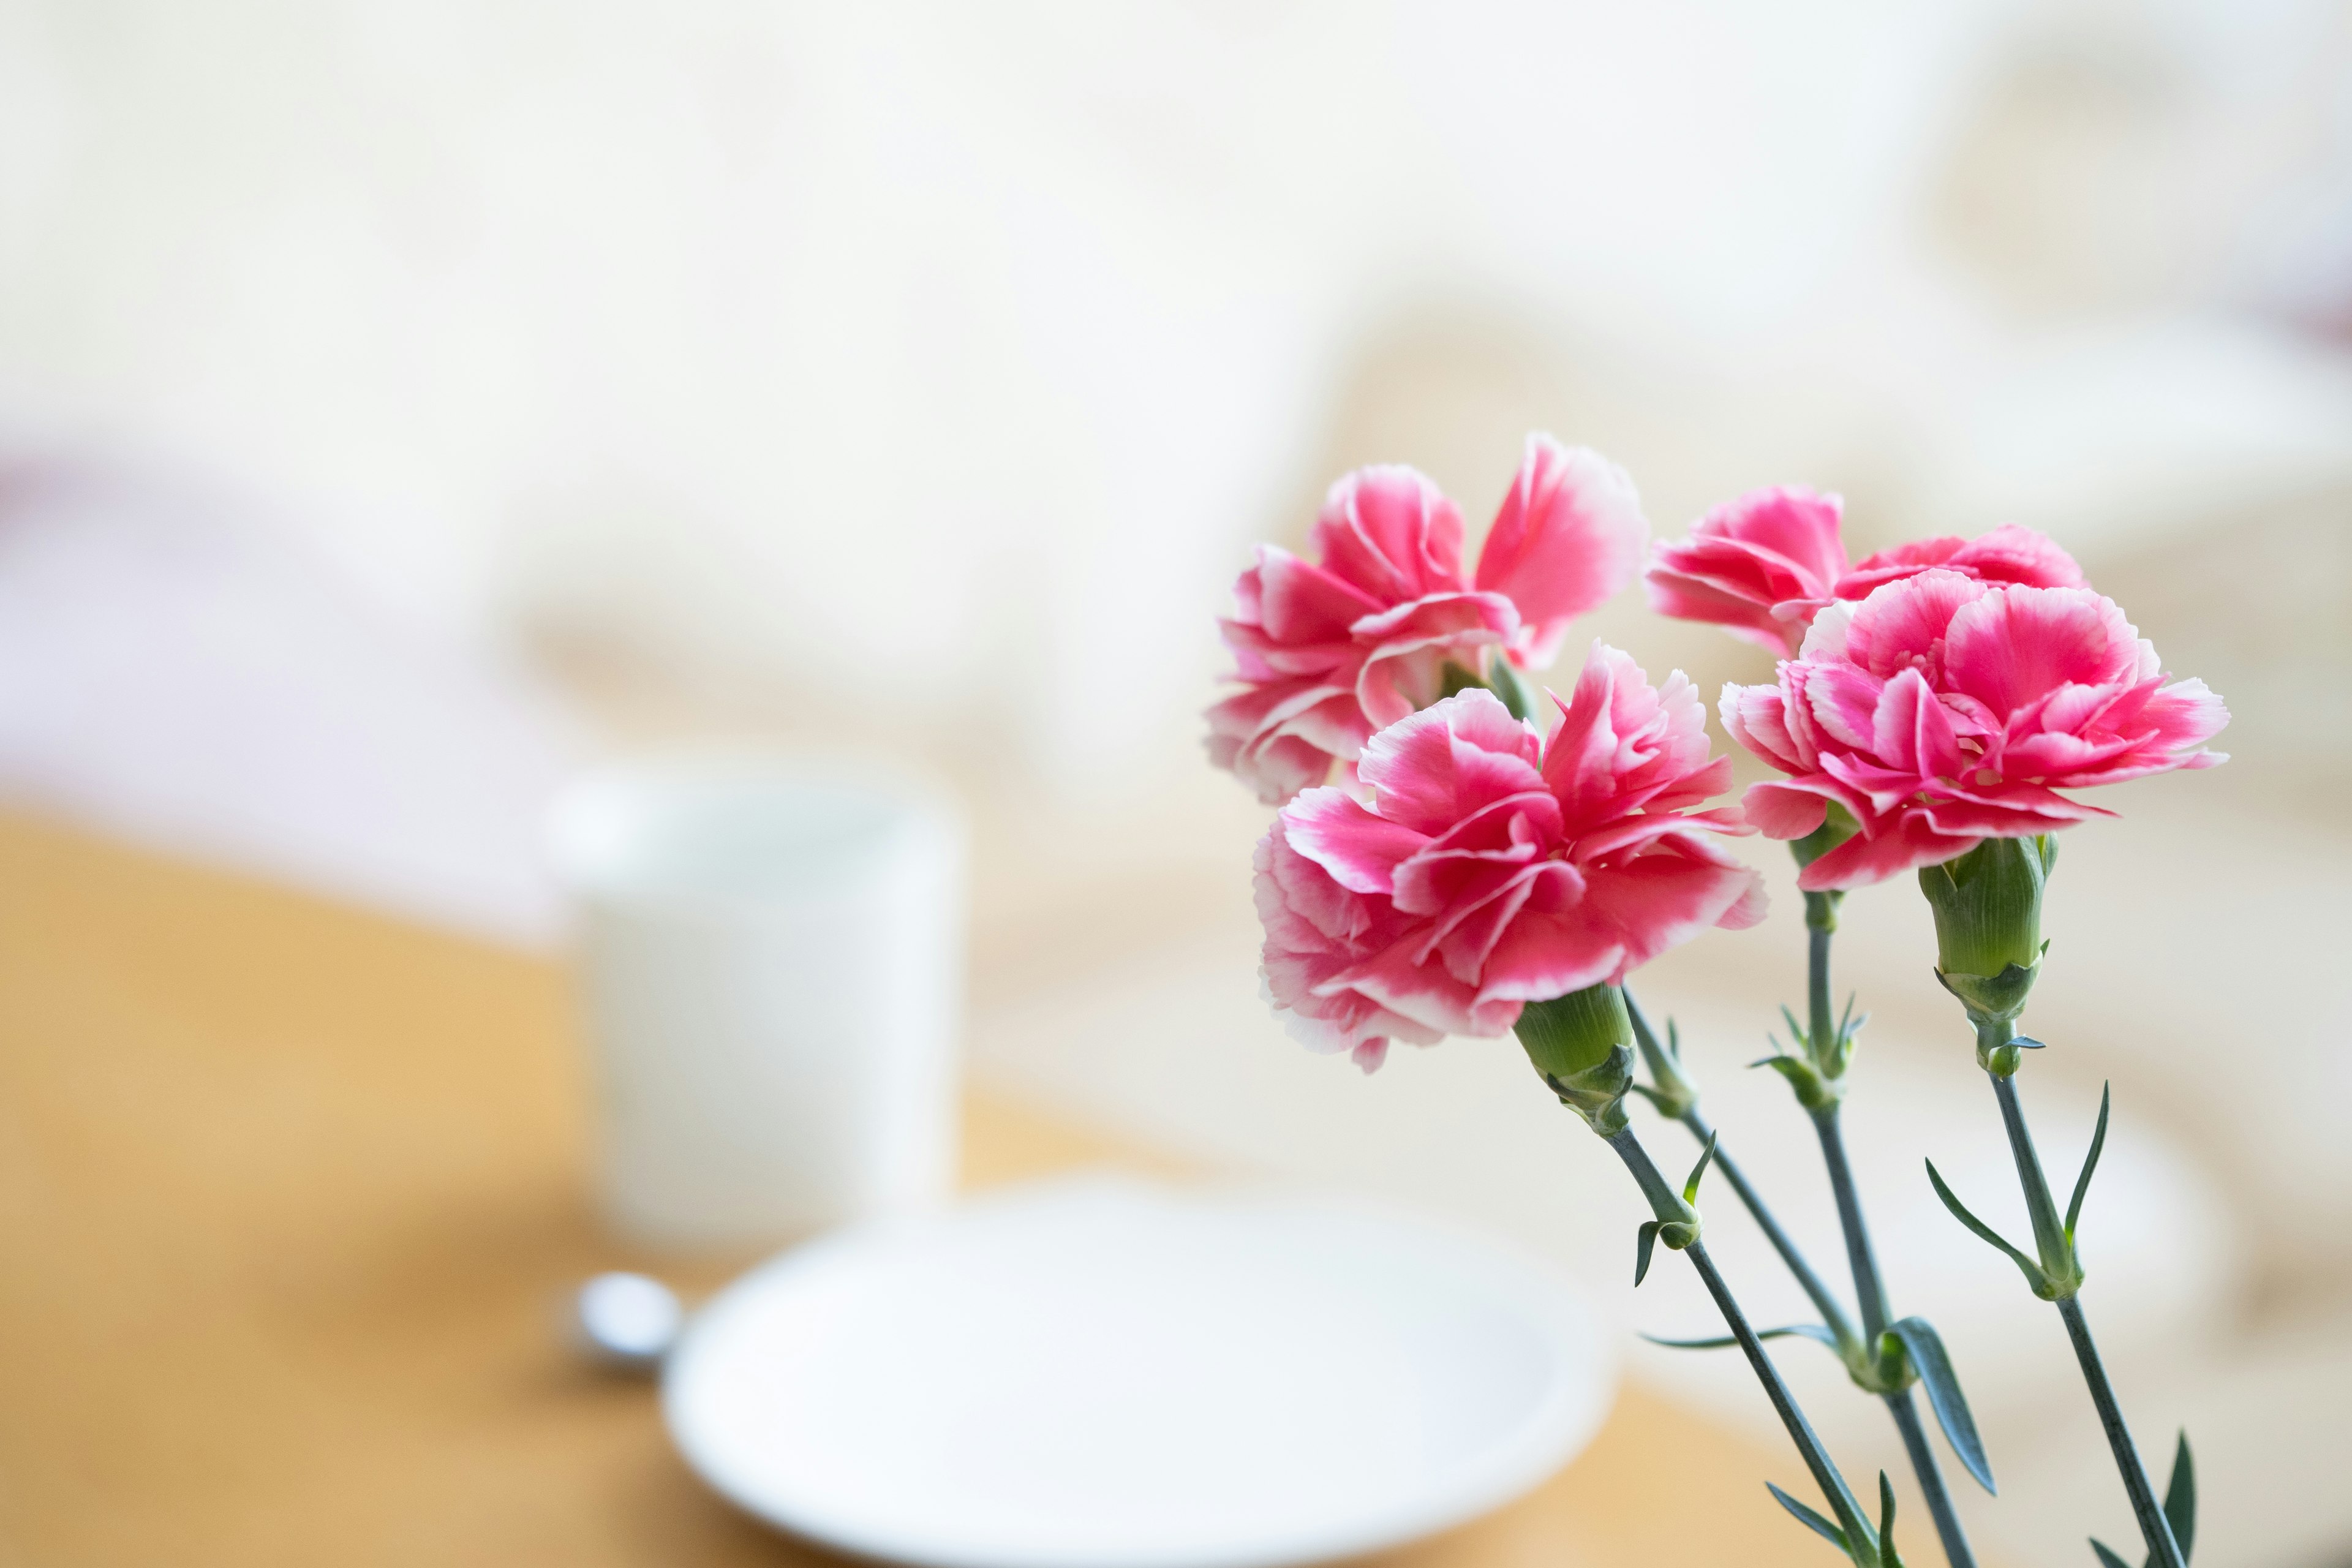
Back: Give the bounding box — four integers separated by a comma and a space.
1886, 1317, 1994, 1493
1540, 1047, 1636, 1137
1934, 960, 2041, 1031
1438, 660, 1486, 702
1524, 985, 1636, 1134
1486, 652, 1539, 721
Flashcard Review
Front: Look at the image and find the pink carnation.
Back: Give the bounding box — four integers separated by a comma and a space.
1209, 435, 1646, 804
1646, 484, 2086, 655
1256, 643, 1766, 1072
1721, 571, 2228, 891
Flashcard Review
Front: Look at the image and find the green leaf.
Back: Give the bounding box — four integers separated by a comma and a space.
1877, 1472, 1902, 1568
2089, 1540, 2132, 1568
1766, 1482, 1850, 1556
1634, 1221, 1660, 1287
2162, 1431, 2196, 1562
2066, 1083, 2112, 1240
1683, 1129, 1720, 1204
1487, 654, 1537, 720
1643, 1324, 1842, 1354
1886, 1317, 1994, 1494
1925, 1159, 2049, 1293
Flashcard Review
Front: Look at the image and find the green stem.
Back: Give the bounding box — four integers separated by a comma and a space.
1988, 1073, 2073, 1285
1811, 917, 1978, 1568
2057, 1297, 2185, 1568
1607, 1128, 1873, 1550
1682, 1106, 1860, 1351
1806, 917, 1836, 1058
1814, 1109, 1890, 1341
1989, 1074, 2183, 1568
1887, 1390, 1975, 1568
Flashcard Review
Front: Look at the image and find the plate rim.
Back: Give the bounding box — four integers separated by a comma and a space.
663, 1174, 1616, 1568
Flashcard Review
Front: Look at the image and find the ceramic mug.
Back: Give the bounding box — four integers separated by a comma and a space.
549, 752, 963, 1249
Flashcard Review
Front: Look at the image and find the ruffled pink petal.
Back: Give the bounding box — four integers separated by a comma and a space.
1741, 779, 1834, 840
1943, 584, 2143, 717
1280, 785, 1431, 895
1719, 679, 1809, 772
1941, 524, 2084, 590
1645, 486, 1846, 652
1352, 591, 1521, 728
1355, 689, 1545, 834
1542, 643, 1715, 827
2134, 677, 2230, 752
1309, 466, 1469, 603
1645, 569, 1797, 654
1847, 569, 1988, 679
1796, 813, 1981, 892
1871, 667, 1965, 779
1804, 663, 1883, 753
1250, 544, 1386, 644
1475, 435, 1648, 667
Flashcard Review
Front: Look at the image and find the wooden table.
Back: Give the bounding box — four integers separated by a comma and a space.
0, 810, 1833, 1565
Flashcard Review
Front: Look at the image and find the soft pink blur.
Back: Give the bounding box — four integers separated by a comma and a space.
1255, 646, 1763, 1072
1722, 570, 2230, 891
1208, 435, 1645, 804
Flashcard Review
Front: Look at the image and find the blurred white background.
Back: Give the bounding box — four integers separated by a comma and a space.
3, 2, 2350, 1564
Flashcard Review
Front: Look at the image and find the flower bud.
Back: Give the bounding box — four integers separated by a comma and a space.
1517, 984, 1636, 1134
1918, 835, 2057, 1068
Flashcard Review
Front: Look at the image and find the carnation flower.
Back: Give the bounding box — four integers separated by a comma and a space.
1646, 485, 2086, 655
1208, 435, 1646, 804
1256, 643, 1765, 1072
1721, 570, 2228, 892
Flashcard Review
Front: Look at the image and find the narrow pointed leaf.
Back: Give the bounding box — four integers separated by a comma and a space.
1887, 1317, 1994, 1493
1683, 1130, 1720, 1204
1634, 1221, 1660, 1287
1667, 1017, 1681, 1063
1781, 1003, 1808, 1046
1627, 1085, 1672, 1114
1877, 1472, 1901, 1568
2089, 1540, 2132, 1568
1925, 1159, 2047, 1291
1644, 1324, 1842, 1354
2162, 1431, 2195, 1562
2066, 1083, 2112, 1238
2011, 1035, 2048, 1049
1766, 1482, 1849, 1554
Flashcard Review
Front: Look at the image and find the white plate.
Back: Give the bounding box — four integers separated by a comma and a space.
664, 1176, 1613, 1568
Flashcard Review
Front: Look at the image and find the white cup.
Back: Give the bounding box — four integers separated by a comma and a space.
548, 752, 964, 1250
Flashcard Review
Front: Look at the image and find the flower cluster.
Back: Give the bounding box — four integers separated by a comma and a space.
1720, 571, 2229, 889
1256, 643, 1765, 1071
1646, 486, 2084, 655
1208, 435, 1646, 804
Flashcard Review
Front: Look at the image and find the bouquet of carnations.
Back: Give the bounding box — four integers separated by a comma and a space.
1209, 437, 2226, 1567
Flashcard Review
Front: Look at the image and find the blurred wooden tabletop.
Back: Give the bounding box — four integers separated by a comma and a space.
0, 810, 1837, 1567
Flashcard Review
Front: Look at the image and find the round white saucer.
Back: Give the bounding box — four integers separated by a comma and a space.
663, 1176, 1612, 1568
